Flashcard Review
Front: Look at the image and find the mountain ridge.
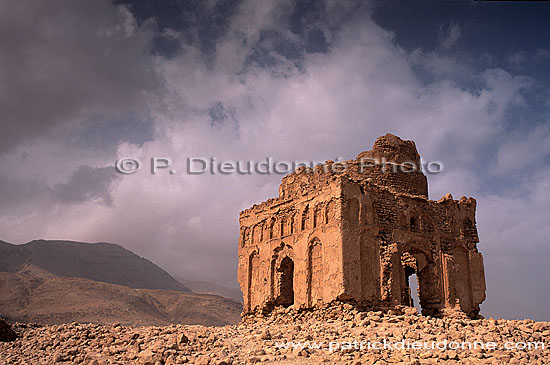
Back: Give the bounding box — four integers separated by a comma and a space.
0, 238, 244, 326
0, 239, 190, 292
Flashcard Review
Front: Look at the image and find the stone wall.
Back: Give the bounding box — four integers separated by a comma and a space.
238, 134, 486, 318
238, 176, 345, 313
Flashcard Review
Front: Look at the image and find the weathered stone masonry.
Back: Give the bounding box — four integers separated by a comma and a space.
238, 134, 486, 318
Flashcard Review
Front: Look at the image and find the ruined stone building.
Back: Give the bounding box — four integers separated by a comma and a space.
238, 134, 486, 318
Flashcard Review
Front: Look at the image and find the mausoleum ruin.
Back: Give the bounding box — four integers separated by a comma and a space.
238, 134, 486, 318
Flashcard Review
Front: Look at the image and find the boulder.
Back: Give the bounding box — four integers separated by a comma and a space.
0, 318, 17, 342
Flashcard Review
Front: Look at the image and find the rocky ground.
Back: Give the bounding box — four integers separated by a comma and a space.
1, 304, 548, 364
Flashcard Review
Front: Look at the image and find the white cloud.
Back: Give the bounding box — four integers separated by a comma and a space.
491, 124, 550, 176
477, 169, 550, 320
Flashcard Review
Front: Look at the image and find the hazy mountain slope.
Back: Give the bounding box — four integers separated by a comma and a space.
138, 289, 242, 326
0, 240, 26, 272
0, 272, 241, 326
0, 240, 190, 292
178, 278, 243, 303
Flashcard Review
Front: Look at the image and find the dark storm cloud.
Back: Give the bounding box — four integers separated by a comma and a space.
241, 0, 347, 72
52, 166, 120, 205
372, 1, 550, 84
117, 0, 343, 68
0, 165, 119, 211
0, 165, 119, 210
0, 173, 50, 211
0, 0, 159, 155
208, 102, 237, 128
71, 115, 154, 150
116, 0, 242, 59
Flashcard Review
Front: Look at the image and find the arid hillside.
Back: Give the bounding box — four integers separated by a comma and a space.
177, 278, 243, 303
0, 239, 243, 327
0, 272, 241, 327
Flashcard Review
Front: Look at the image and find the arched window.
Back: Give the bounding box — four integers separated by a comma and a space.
301, 207, 309, 231
410, 217, 418, 232
308, 238, 323, 306
313, 206, 322, 228
325, 200, 335, 224
269, 218, 276, 239
241, 227, 250, 247
252, 224, 263, 243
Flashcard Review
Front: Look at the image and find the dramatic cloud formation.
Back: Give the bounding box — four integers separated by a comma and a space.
0, 0, 159, 154
0, 0, 548, 320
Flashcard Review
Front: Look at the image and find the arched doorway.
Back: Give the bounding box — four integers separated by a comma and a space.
275, 256, 294, 307
307, 238, 323, 306
402, 264, 416, 308
401, 252, 418, 308
400, 249, 440, 316
247, 251, 259, 312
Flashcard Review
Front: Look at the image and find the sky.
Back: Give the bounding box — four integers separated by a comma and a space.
1, 0, 549, 321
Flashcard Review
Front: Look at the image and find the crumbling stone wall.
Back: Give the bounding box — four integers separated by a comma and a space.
238, 134, 486, 318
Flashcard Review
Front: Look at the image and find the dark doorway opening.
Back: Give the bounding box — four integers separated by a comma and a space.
276, 257, 294, 307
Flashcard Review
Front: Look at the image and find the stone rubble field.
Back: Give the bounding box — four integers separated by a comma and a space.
1, 303, 549, 364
